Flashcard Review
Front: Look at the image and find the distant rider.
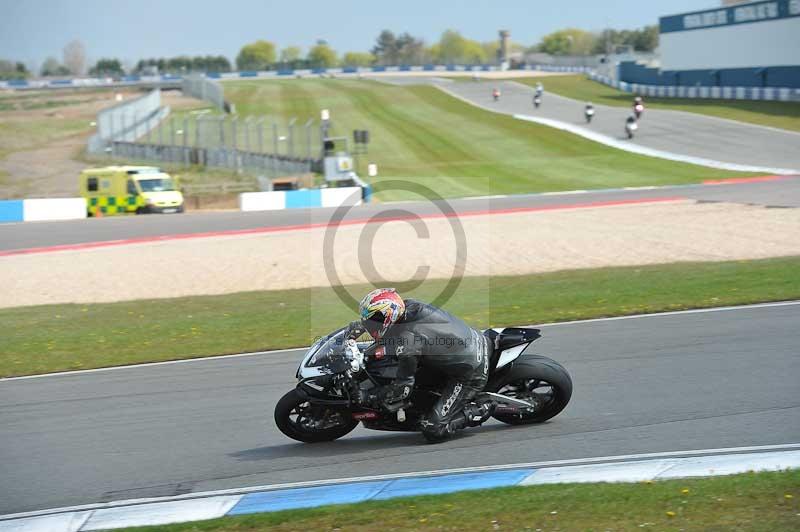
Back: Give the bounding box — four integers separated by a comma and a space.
492, 88, 500, 101
346, 288, 494, 442
633, 96, 644, 118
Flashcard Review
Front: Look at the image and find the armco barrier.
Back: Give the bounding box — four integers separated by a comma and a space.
239, 187, 362, 212
0, 198, 86, 223
589, 72, 800, 102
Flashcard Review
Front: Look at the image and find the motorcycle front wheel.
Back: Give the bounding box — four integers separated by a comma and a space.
274, 389, 359, 443
489, 355, 572, 425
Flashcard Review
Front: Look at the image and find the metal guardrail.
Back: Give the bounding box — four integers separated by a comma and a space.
589, 72, 800, 102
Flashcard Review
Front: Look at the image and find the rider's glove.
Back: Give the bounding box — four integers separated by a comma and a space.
345, 321, 367, 340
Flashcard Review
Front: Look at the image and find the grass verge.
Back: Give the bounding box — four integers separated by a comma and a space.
223, 79, 750, 201
2, 256, 799, 377
516, 75, 800, 132
113, 470, 800, 531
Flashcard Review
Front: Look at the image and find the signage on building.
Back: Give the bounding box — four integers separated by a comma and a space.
660, 0, 800, 33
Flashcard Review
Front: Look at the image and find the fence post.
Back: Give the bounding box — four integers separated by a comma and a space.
243, 117, 250, 153
232, 116, 240, 174
304, 118, 313, 159
231, 116, 238, 151
272, 122, 278, 155
288, 118, 296, 157
219, 116, 226, 148
195, 115, 201, 148
257, 118, 264, 153
183, 115, 189, 165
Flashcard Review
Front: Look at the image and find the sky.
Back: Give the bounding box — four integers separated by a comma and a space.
1, 0, 711, 69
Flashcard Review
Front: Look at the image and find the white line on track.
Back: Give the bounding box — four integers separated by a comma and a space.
2, 300, 798, 382
3, 443, 798, 521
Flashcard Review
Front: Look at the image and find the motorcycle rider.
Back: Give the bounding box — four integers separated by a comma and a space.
346, 288, 494, 442
584, 101, 595, 122
625, 114, 638, 138
633, 95, 644, 118
492, 87, 500, 101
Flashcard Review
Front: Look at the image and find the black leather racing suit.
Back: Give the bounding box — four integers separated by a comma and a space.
350, 299, 491, 439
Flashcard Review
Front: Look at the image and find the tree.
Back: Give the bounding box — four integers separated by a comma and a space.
482, 41, 499, 63
89, 58, 124, 76
307, 43, 337, 68
632, 25, 659, 52
0, 60, 29, 80
41, 56, 70, 76
395, 32, 425, 64
279, 46, 302, 64
63, 39, 86, 75
236, 40, 277, 71
537, 28, 596, 56
342, 51, 375, 67
592, 25, 659, 54
372, 30, 398, 65
434, 30, 487, 64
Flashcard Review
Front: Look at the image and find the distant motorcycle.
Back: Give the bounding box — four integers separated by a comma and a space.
625, 117, 638, 139
634, 103, 644, 119
585, 104, 595, 123
533, 95, 541, 108
493, 89, 500, 102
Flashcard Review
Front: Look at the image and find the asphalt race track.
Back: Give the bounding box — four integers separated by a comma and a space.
1, 177, 798, 253
1, 302, 798, 514
421, 78, 800, 173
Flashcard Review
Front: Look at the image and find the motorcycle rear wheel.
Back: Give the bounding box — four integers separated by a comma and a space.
274, 389, 359, 443
489, 355, 572, 425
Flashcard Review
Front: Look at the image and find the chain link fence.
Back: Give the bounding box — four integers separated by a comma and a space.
90, 79, 325, 185
109, 113, 323, 180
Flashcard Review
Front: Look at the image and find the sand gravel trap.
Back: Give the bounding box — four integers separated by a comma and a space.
2, 199, 800, 308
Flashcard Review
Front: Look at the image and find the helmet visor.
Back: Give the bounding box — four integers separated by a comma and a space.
362, 314, 386, 339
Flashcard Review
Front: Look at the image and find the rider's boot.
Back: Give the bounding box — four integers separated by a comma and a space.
463, 400, 496, 427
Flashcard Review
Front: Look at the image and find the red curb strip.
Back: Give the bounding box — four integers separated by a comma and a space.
0, 196, 685, 258
702, 175, 786, 185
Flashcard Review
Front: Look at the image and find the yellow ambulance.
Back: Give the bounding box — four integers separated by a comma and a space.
79, 166, 185, 216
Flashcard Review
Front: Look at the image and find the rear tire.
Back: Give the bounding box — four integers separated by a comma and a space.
274, 389, 359, 443
489, 355, 572, 425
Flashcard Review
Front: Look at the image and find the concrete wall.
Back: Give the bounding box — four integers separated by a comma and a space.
239, 187, 363, 212
0, 198, 87, 224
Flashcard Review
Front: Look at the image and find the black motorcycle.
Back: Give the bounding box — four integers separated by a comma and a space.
275, 326, 572, 443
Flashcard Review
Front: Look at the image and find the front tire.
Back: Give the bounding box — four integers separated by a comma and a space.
489, 355, 572, 425
274, 389, 359, 443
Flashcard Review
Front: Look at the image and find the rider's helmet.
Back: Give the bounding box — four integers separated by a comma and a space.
359, 288, 406, 339
634, 95, 643, 103
586, 101, 593, 107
